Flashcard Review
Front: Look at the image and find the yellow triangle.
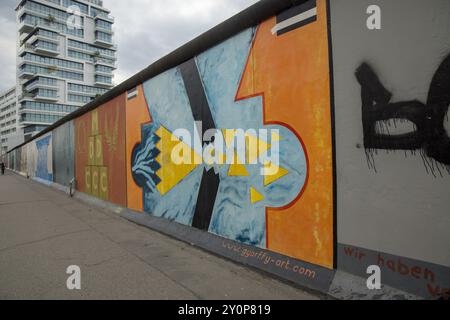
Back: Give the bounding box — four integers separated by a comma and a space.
228, 163, 249, 176
250, 187, 264, 204
155, 126, 202, 195
263, 162, 289, 186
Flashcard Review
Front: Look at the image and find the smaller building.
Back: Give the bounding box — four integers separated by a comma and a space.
0, 87, 23, 155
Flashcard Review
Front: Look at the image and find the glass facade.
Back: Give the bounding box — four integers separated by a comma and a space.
20, 14, 84, 37
95, 31, 112, 43
62, 0, 89, 15
24, 125, 48, 134
32, 88, 58, 98
20, 101, 78, 113
95, 75, 112, 84
68, 39, 115, 57
25, 77, 57, 90
33, 39, 58, 52
36, 29, 58, 39
20, 113, 64, 124
23, 1, 85, 26
91, 7, 110, 19
22, 52, 83, 70
20, 64, 83, 81
95, 19, 112, 31
68, 94, 93, 104
95, 65, 114, 73
68, 83, 108, 95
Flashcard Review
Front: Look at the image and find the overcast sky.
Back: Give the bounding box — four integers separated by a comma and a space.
0, 0, 259, 92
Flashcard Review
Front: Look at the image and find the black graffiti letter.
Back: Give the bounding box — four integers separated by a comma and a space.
355, 54, 450, 172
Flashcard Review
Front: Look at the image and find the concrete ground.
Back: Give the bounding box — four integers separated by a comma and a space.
0, 171, 321, 300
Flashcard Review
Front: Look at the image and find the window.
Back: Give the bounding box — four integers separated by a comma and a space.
62, 0, 88, 14
95, 19, 112, 31
95, 31, 112, 43
33, 40, 58, 52
24, 1, 84, 26
68, 49, 93, 62
36, 29, 58, 39
95, 75, 112, 84
32, 88, 58, 98
68, 94, 93, 104
20, 64, 83, 81
95, 65, 113, 73
91, 7, 110, 19
20, 101, 77, 113
21, 14, 84, 38
68, 39, 115, 57
25, 77, 57, 90
68, 83, 108, 95
22, 52, 83, 70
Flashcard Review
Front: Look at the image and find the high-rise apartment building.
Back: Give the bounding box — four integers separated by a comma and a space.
0, 87, 22, 155
15, 0, 116, 140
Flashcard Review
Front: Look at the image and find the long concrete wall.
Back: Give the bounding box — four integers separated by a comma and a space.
3, 0, 449, 299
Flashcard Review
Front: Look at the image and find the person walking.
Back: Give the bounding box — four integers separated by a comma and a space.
1, 162, 5, 175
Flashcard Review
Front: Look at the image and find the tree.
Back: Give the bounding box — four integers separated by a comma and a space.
47, 14, 56, 24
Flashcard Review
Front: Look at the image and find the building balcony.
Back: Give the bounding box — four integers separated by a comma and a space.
93, 14, 114, 23
94, 70, 113, 77
89, 0, 105, 7
19, 119, 53, 126
33, 44, 59, 56
18, 92, 35, 101
94, 37, 115, 48
94, 58, 117, 69
24, 80, 57, 93
33, 91, 58, 101
67, 90, 96, 97
18, 18, 36, 34
94, 79, 114, 88
94, 25, 114, 35
32, 94, 59, 102
18, 69, 38, 80
20, 28, 58, 47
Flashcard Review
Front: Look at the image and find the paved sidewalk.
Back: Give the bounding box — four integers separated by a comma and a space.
0, 171, 320, 300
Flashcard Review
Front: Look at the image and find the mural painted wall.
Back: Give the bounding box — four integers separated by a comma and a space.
125, 85, 152, 212
237, 0, 334, 268
331, 0, 450, 297
20, 146, 27, 174
34, 133, 53, 182
15, 148, 22, 173
25, 142, 37, 179
129, 0, 334, 268
75, 94, 127, 206
53, 121, 75, 186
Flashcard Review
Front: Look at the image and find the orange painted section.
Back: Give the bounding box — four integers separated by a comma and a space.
125, 85, 152, 211
236, 0, 334, 268
75, 93, 127, 207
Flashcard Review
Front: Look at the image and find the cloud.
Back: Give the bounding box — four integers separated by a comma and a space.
0, 0, 259, 92
0, 0, 17, 93
105, 0, 259, 85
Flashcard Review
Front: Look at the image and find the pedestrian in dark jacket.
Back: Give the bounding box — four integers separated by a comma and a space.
1, 162, 5, 175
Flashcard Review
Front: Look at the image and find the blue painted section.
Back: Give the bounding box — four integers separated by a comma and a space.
196, 28, 307, 247
132, 67, 203, 226
35, 134, 53, 182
